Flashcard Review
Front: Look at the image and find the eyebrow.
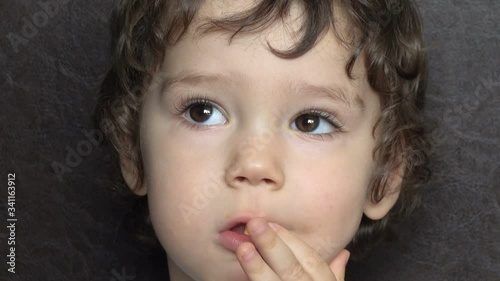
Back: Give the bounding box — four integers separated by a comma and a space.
158, 70, 236, 95
158, 70, 365, 109
292, 81, 365, 110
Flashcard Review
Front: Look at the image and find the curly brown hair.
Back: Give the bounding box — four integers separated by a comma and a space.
95, 0, 431, 260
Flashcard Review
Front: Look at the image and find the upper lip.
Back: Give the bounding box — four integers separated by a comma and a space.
221, 216, 252, 232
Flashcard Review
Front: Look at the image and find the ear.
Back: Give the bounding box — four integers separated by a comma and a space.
363, 164, 404, 220
120, 154, 147, 196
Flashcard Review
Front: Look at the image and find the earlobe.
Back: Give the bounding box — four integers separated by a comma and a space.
363, 187, 400, 220
120, 155, 147, 196
363, 165, 404, 220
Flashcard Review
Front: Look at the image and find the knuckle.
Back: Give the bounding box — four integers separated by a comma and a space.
248, 261, 266, 275
260, 232, 278, 251
303, 255, 322, 271
282, 261, 307, 281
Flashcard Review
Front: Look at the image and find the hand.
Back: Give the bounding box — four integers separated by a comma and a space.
236, 218, 350, 281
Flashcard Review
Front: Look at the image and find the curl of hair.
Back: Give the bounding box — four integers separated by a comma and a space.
94, 0, 431, 260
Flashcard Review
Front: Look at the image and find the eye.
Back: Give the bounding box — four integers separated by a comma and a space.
183, 101, 226, 126
290, 110, 341, 135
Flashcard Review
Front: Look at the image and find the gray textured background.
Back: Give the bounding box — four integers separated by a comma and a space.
1, 0, 499, 280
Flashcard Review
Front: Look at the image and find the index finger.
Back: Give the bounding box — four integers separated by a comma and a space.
267, 222, 346, 280
246, 218, 313, 281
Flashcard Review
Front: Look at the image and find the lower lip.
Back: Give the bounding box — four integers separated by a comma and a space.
218, 230, 252, 252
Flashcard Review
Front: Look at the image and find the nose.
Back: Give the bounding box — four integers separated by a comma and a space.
225, 131, 285, 191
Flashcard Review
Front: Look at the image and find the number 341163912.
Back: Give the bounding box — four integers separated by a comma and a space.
8, 173, 16, 215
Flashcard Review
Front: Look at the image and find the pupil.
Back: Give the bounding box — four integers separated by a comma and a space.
190, 104, 213, 122
296, 114, 319, 132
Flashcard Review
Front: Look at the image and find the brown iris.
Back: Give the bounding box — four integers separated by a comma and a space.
295, 114, 320, 132
189, 103, 213, 123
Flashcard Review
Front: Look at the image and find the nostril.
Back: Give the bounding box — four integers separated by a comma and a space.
235, 176, 274, 184
263, 178, 274, 184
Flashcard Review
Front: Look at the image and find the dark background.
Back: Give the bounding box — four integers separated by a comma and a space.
1, 0, 499, 280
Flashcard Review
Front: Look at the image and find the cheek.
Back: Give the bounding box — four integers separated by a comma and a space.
146, 140, 209, 224
295, 173, 367, 231
141, 123, 209, 242
286, 149, 373, 258
293, 183, 366, 260
290, 147, 373, 214
144, 143, 219, 275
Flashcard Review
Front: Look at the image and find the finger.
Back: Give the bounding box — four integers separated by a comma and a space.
267, 222, 338, 280
247, 218, 313, 281
328, 249, 350, 281
236, 242, 280, 281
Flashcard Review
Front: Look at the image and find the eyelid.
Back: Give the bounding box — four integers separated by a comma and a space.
288, 107, 345, 141
172, 96, 345, 138
173, 93, 229, 129
294, 107, 344, 130
173, 93, 225, 116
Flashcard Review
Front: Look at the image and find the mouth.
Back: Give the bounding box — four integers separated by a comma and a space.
230, 223, 250, 235
218, 216, 254, 252
222, 216, 252, 235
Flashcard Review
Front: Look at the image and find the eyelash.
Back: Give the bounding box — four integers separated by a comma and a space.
173, 94, 345, 139
293, 107, 345, 140
173, 94, 225, 129
174, 94, 217, 114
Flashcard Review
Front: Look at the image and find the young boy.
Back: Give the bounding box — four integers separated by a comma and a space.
95, 0, 431, 280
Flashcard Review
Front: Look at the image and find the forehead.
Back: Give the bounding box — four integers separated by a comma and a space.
156, 0, 372, 110
164, 0, 358, 70
192, 0, 352, 52
201, 0, 261, 16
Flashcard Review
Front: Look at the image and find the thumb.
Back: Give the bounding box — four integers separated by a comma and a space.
329, 249, 350, 281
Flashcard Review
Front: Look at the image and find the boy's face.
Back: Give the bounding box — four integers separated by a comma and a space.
130, 2, 397, 281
